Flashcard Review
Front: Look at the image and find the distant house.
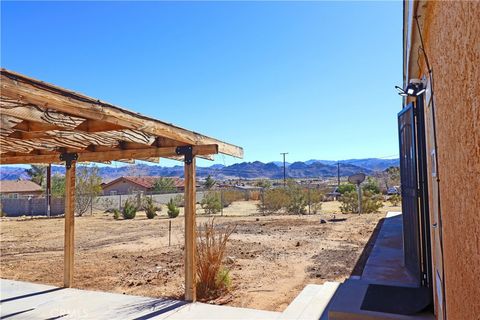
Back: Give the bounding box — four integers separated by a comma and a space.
0, 180, 43, 198
101, 176, 184, 195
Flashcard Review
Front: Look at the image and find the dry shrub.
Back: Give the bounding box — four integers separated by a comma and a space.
247, 190, 261, 201
196, 219, 236, 300
221, 190, 244, 207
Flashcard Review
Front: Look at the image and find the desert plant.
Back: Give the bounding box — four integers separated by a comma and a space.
203, 175, 216, 190
172, 194, 185, 207
201, 192, 222, 215
339, 190, 383, 214
143, 197, 157, 219
75, 166, 102, 216
122, 199, 137, 219
286, 184, 307, 215
308, 189, 324, 214
153, 177, 176, 193
389, 194, 402, 207
196, 219, 236, 300
362, 177, 381, 194
112, 208, 120, 220
257, 188, 289, 214
167, 198, 180, 218
337, 183, 356, 195
221, 190, 244, 207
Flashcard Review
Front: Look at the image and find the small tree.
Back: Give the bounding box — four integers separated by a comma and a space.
204, 175, 216, 190
201, 192, 222, 215
51, 174, 66, 197
167, 198, 180, 218
75, 166, 102, 216
153, 177, 176, 193
337, 183, 356, 194
362, 177, 381, 194
257, 188, 289, 214
26, 165, 45, 186
286, 183, 307, 215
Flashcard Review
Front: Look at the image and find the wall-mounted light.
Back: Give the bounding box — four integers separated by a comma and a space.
395, 79, 426, 97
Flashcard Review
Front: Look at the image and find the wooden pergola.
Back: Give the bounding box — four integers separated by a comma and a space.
0, 69, 243, 301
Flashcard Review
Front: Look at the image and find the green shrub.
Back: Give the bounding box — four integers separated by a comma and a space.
389, 194, 401, 206
257, 188, 289, 214
113, 209, 120, 220
216, 267, 232, 289
339, 190, 383, 214
122, 199, 137, 219
309, 189, 324, 214
286, 185, 307, 215
201, 192, 222, 215
167, 198, 180, 218
362, 177, 381, 194
143, 197, 157, 219
172, 194, 185, 207
337, 183, 356, 194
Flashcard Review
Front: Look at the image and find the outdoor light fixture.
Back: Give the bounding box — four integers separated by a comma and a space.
395, 79, 426, 97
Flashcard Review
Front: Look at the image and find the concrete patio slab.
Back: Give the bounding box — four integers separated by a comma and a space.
0, 279, 281, 320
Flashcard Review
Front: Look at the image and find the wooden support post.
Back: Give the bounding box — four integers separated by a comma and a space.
64, 161, 76, 287
184, 156, 196, 301
46, 164, 51, 217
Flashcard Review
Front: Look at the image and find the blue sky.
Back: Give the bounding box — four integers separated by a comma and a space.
1, 1, 403, 168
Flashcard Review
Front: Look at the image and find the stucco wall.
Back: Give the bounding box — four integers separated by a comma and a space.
102, 181, 148, 195
418, 2, 480, 319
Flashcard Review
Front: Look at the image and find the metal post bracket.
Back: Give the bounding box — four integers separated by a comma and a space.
176, 146, 194, 164
60, 152, 78, 169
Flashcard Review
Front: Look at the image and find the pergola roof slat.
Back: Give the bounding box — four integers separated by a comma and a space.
0, 69, 243, 161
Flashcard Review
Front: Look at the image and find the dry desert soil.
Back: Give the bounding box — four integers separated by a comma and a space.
0, 200, 397, 312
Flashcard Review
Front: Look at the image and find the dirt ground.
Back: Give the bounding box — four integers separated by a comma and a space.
0, 201, 398, 312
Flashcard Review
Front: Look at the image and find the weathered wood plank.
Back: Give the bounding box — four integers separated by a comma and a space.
1, 70, 243, 158
64, 161, 76, 288
0, 144, 218, 164
184, 156, 197, 302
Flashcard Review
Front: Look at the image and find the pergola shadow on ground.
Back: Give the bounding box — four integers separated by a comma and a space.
0, 69, 243, 302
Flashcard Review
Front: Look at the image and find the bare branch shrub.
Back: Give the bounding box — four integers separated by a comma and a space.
196, 219, 236, 300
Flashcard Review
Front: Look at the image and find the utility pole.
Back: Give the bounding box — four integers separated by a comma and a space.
280, 152, 288, 187
337, 161, 340, 188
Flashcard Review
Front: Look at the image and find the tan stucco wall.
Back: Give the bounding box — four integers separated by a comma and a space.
417, 2, 480, 319
102, 181, 148, 195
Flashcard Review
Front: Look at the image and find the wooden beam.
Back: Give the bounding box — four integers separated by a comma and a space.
184, 156, 196, 302
0, 144, 218, 165
74, 119, 127, 133
64, 161, 76, 288
13, 120, 65, 132
1, 70, 244, 158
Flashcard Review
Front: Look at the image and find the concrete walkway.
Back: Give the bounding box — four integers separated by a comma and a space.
0, 279, 280, 320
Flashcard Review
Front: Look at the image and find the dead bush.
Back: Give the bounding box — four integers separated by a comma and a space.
196, 219, 236, 300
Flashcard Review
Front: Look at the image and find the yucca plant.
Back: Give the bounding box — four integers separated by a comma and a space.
196, 219, 236, 300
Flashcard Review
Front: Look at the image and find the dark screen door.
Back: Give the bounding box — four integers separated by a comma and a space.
398, 103, 422, 284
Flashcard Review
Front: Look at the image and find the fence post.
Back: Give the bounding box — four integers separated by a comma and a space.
221, 190, 224, 216
168, 220, 171, 247
119, 194, 122, 210
308, 188, 311, 215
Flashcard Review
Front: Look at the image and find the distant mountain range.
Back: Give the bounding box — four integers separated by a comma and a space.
0, 158, 399, 181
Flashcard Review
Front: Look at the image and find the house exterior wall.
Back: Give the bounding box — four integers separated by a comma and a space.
410, 2, 480, 318
102, 180, 149, 195
0, 190, 43, 198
